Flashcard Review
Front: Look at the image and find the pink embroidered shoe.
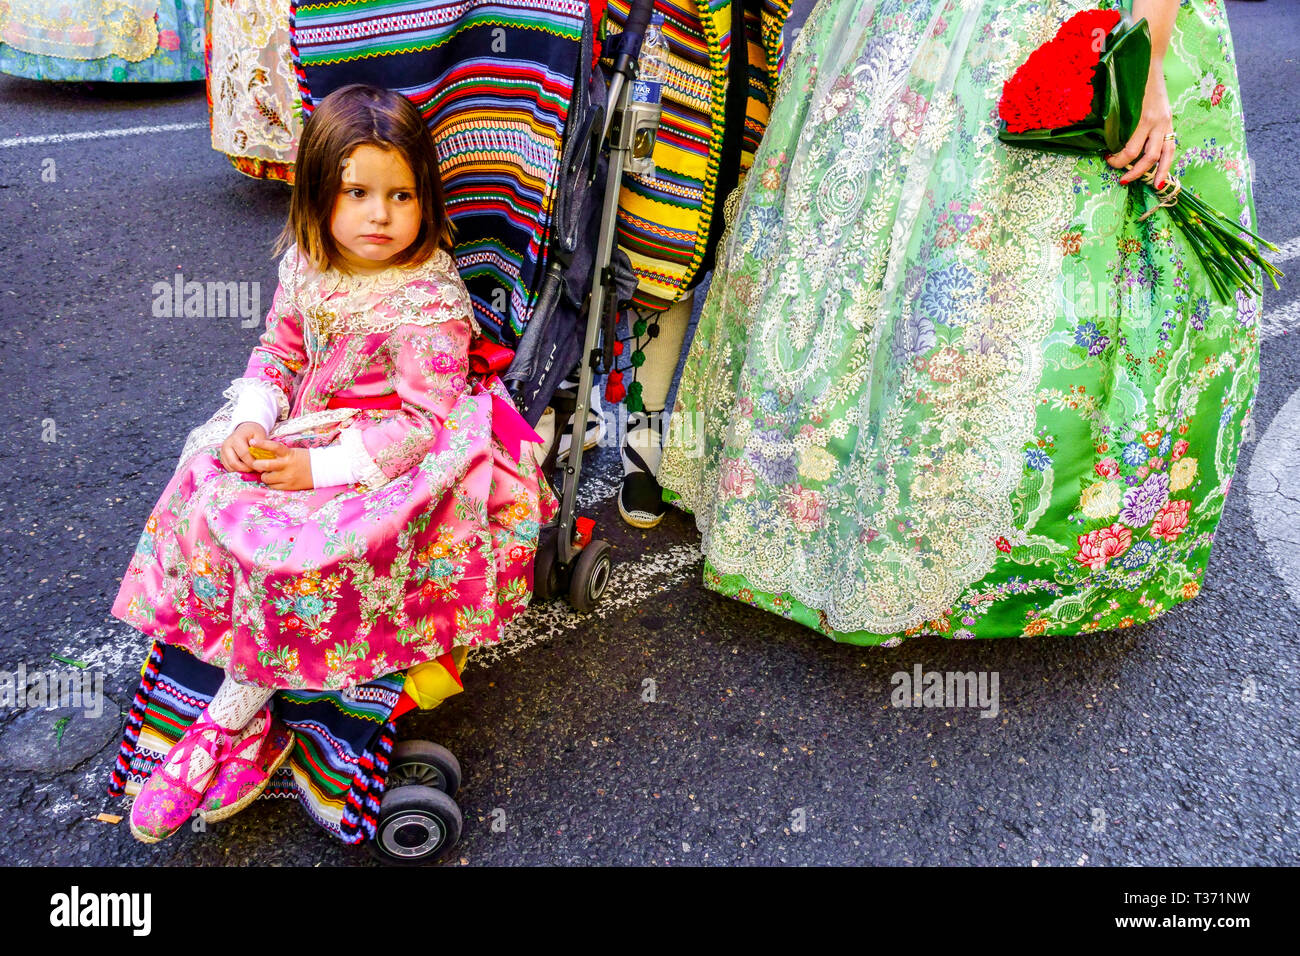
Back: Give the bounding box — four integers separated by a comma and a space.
129, 714, 238, 844
197, 711, 295, 824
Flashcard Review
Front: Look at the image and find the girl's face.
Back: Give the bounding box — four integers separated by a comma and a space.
329, 144, 422, 274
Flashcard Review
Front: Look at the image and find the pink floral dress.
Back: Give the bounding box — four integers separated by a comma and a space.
113, 245, 558, 690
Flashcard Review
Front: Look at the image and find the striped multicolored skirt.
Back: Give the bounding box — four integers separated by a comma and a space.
109, 641, 406, 844
291, 0, 592, 347
603, 0, 790, 310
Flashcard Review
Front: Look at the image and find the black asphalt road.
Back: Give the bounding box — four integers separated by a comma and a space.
0, 0, 1296, 867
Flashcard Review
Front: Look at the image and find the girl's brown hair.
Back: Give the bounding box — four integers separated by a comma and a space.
275, 83, 454, 271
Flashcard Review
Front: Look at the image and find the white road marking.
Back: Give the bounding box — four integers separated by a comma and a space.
1262, 298, 1299, 340
55, 624, 145, 681
61, 540, 703, 680
1244, 233, 1296, 340
1246, 384, 1300, 613
573, 452, 624, 511
58, 474, 699, 679
1269, 234, 1300, 266
0, 121, 205, 149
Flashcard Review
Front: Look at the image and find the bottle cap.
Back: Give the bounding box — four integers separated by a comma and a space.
650, 12, 665, 26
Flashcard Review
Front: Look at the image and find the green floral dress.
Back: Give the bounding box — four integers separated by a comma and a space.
658, 0, 1261, 645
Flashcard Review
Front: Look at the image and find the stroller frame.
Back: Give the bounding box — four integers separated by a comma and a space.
367, 1, 668, 857
531, 0, 662, 612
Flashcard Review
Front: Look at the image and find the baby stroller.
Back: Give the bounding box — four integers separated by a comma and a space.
111, 0, 663, 865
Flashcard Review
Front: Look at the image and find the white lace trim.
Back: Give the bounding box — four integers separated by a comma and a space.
174, 403, 358, 476
658, 4, 1081, 635
281, 244, 478, 338
339, 426, 389, 491
225, 376, 290, 421
269, 407, 358, 439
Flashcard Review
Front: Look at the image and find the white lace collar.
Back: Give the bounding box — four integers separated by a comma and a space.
279, 244, 476, 338
283, 244, 457, 296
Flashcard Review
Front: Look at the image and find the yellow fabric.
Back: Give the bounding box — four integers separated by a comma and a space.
402, 646, 469, 710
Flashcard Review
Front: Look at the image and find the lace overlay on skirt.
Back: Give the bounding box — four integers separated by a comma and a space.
659, 0, 1261, 639
0, 0, 160, 62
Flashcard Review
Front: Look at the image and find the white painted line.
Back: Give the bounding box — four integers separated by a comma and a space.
476, 542, 704, 667
1246, 384, 1300, 613
1270, 234, 1300, 266
1262, 298, 1299, 340
0, 121, 205, 149
574, 454, 624, 511
64, 539, 703, 679
64, 498, 698, 681
54, 624, 141, 682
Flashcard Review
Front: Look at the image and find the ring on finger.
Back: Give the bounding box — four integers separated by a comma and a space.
1163, 132, 1176, 142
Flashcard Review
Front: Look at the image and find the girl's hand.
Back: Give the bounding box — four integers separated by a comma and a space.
249, 440, 314, 490
1107, 66, 1175, 188
221, 422, 267, 473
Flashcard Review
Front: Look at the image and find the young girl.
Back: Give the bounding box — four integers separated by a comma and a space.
113, 83, 555, 843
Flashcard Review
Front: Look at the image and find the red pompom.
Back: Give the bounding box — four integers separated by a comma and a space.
604, 370, 626, 404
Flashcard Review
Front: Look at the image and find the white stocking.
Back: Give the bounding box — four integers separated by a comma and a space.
207, 675, 274, 730
635, 297, 692, 415
209, 677, 276, 762
160, 676, 274, 785
623, 296, 691, 477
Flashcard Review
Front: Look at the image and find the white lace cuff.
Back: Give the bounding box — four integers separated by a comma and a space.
339, 426, 389, 491
228, 386, 279, 434
308, 446, 364, 488
225, 377, 289, 423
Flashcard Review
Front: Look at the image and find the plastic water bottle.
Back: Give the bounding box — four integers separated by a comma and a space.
630, 12, 668, 179
634, 12, 668, 104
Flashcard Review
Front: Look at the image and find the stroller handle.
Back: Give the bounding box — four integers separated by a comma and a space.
623, 0, 657, 40
610, 0, 658, 77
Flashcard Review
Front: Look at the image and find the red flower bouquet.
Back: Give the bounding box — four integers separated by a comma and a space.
1000, 10, 1122, 135
998, 9, 1281, 303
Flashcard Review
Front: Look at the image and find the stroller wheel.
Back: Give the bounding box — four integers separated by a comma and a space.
388, 739, 462, 798
370, 785, 462, 866
533, 526, 564, 602
568, 539, 613, 613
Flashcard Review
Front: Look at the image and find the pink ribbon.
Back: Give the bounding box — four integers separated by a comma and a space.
476, 378, 544, 461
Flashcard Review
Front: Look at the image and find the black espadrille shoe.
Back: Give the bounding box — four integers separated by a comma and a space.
618, 414, 667, 529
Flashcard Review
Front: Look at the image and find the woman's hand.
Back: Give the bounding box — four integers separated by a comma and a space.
1107, 64, 1175, 188
249, 439, 314, 491
220, 421, 267, 473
